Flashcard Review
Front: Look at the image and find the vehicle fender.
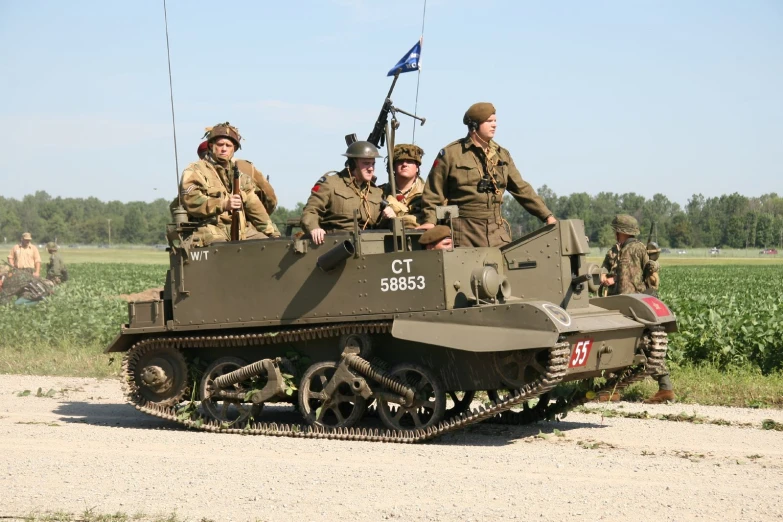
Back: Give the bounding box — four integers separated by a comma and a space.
391, 301, 575, 352
589, 294, 678, 333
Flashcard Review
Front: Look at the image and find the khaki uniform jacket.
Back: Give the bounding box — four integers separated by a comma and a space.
421, 137, 552, 225
600, 243, 621, 296
8, 243, 41, 270
378, 176, 425, 229
240, 159, 278, 214
180, 159, 277, 245
301, 169, 384, 233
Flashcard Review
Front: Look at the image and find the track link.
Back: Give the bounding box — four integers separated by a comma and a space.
121, 322, 571, 443
490, 327, 669, 425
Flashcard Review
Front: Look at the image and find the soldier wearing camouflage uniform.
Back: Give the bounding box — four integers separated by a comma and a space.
301, 141, 385, 245
599, 242, 621, 296
45, 242, 68, 284
611, 214, 674, 404
179, 122, 279, 246
419, 102, 556, 247
644, 242, 661, 297
379, 144, 426, 229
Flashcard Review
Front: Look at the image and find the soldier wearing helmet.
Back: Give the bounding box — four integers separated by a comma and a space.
378, 144, 426, 229
644, 241, 661, 297
45, 242, 68, 284
179, 122, 279, 245
610, 215, 674, 404
301, 141, 385, 245
418, 102, 556, 247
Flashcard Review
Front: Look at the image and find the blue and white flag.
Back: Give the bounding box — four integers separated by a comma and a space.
387, 39, 422, 76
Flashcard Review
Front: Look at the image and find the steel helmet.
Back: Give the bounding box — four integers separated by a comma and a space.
203, 122, 242, 149
342, 141, 382, 159
611, 215, 640, 236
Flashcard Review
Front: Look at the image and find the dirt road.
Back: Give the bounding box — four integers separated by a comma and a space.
1, 375, 782, 522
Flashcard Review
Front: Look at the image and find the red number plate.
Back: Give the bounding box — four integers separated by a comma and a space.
568, 339, 594, 368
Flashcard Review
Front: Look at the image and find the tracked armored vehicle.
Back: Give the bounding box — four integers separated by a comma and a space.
105, 213, 676, 443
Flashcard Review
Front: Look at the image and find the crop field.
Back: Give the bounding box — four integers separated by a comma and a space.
1, 261, 782, 404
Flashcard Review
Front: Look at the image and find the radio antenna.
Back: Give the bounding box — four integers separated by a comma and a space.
163, 0, 182, 206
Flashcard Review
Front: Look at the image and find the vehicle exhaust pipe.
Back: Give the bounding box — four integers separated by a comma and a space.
317, 240, 355, 271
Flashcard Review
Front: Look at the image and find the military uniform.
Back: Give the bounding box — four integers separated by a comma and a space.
610, 215, 673, 399
46, 250, 68, 284
379, 176, 425, 229
600, 243, 621, 296
644, 260, 660, 297
614, 238, 649, 294
421, 138, 552, 247
301, 169, 384, 233
180, 159, 277, 246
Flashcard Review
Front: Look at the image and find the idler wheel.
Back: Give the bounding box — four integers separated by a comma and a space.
378, 363, 445, 431
134, 345, 188, 406
445, 391, 476, 418
200, 357, 263, 425
493, 349, 549, 389
298, 361, 367, 428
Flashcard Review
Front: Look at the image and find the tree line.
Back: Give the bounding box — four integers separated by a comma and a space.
2, 190, 782, 249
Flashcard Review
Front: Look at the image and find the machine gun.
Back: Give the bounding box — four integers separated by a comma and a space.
345, 70, 427, 149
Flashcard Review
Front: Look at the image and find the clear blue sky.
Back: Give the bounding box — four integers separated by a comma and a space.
1, 0, 781, 210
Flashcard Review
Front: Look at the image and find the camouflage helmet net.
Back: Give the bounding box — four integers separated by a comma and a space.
392, 144, 424, 165
611, 214, 640, 236
203, 122, 242, 149
46, 242, 58, 251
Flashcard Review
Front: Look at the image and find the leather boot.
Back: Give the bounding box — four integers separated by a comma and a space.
644, 390, 675, 404
597, 391, 621, 402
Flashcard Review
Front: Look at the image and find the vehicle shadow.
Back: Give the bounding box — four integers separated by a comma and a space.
54, 401, 605, 446
434, 419, 607, 447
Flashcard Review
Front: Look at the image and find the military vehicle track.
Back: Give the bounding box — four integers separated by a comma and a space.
122, 323, 667, 444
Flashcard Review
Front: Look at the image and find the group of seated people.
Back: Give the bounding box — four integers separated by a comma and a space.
179, 103, 556, 251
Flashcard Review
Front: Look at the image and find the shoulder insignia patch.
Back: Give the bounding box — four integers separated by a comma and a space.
438, 149, 445, 157
318, 175, 327, 184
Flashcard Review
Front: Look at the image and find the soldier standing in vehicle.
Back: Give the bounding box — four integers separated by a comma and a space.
611, 214, 675, 404
301, 141, 385, 245
179, 122, 279, 245
45, 242, 68, 284
379, 144, 426, 229
7, 232, 41, 278
418, 102, 556, 247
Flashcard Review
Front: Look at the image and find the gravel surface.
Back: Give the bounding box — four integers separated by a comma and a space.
1, 374, 782, 522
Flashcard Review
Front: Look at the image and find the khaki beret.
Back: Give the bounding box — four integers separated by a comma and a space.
418, 225, 452, 246
393, 144, 424, 165
463, 102, 496, 126
21, 232, 32, 240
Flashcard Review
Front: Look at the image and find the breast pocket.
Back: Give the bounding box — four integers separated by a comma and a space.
332, 186, 356, 216
451, 162, 482, 189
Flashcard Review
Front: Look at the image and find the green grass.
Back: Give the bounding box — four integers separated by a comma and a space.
18, 510, 191, 522
622, 364, 783, 408
0, 263, 166, 376
0, 244, 170, 265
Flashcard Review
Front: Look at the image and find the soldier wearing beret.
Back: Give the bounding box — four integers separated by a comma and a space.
419, 102, 556, 247
379, 144, 426, 228
301, 141, 385, 245
418, 225, 453, 251
45, 242, 68, 284
610, 214, 674, 404
179, 122, 279, 246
